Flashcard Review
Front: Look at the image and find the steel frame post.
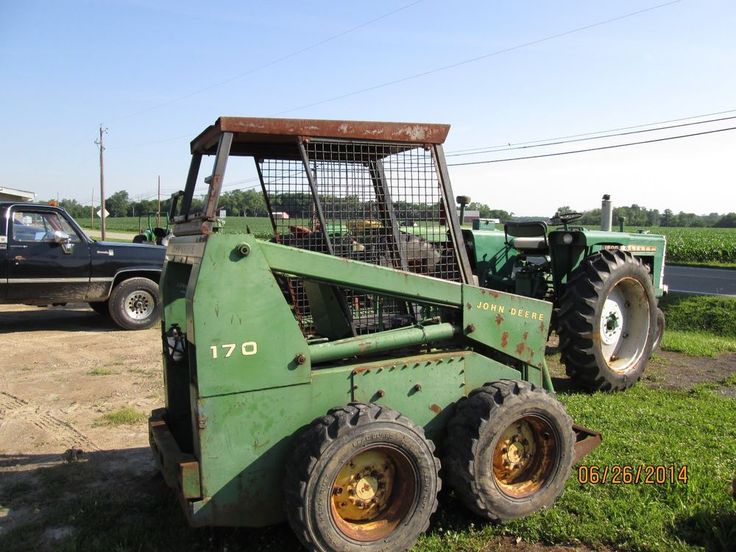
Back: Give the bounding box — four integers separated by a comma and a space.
432, 144, 474, 284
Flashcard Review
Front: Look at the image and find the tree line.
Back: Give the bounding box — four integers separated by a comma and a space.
50, 191, 736, 229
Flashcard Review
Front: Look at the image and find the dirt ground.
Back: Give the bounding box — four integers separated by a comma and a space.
0, 303, 734, 550
0, 304, 162, 542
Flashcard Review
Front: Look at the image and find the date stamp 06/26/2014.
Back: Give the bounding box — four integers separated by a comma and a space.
577, 464, 689, 485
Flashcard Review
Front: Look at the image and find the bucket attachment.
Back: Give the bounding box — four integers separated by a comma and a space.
572, 423, 602, 464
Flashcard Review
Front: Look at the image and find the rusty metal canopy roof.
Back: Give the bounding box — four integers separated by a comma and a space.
190, 117, 451, 156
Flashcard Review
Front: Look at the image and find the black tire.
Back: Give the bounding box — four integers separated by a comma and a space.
283, 403, 441, 552
88, 301, 110, 317
652, 307, 665, 353
132, 234, 147, 243
108, 277, 160, 330
444, 380, 574, 522
557, 250, 657, 391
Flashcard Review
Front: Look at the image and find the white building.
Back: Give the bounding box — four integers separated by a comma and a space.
0, 187, 35, 202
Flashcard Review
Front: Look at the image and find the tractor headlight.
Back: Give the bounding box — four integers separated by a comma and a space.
562, 233, 573, 245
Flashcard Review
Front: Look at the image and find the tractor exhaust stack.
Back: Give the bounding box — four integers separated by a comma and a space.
601, 194, 613, 231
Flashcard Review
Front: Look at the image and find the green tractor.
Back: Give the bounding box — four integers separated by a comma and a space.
132, 212, 171, 246
459, 195, 666, 392
151, 117, 602, 551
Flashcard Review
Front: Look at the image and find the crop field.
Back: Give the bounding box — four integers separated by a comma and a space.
642, 227, 736, 265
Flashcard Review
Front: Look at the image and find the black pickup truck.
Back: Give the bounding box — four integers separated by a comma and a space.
0, 202, 165, 330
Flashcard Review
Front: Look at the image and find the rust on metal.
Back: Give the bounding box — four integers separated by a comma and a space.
501, 331, 509, 348
429, 404, 442, 414
191, 116, 450, 154
572, 423, 603, 464
515, 342, 526, 355
495, 314, 504, 326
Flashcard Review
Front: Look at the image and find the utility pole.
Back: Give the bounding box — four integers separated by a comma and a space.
95, 126, 108, 240
157, 175, 161, 227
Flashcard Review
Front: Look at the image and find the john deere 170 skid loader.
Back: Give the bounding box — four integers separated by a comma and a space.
150, 117, 600, 552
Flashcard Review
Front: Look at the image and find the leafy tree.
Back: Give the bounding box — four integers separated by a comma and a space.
715, 213, 736, 228
106, 190, 129, 217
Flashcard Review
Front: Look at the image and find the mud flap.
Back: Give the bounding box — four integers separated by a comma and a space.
572, 423, 602, 464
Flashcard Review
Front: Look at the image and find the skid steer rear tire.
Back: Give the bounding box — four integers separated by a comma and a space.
444, 380, 575, 521
557, 250, 657, 391
283, 403, 440, 552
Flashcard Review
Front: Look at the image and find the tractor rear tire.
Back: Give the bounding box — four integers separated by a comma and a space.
557, 250, 657, 391
108, 277, 160, 330
652, 307, 665, 353
132, 234, 147, 243
283, 403, 441, 552
444, 380, 575, 521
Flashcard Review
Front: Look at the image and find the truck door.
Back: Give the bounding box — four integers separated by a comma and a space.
6, 208, 92, 303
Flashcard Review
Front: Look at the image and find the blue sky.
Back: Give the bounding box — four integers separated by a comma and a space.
1, 0, 735, 215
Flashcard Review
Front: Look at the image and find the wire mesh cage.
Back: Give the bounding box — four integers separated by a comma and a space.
257, 138, 463, 338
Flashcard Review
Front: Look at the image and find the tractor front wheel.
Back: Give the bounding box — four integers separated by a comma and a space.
558, 250, 657, 391
283, 403, 440, 552
444, 380, 575, 521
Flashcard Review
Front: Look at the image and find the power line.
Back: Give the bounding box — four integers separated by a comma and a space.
447, 107, 736, 155
103, 0, 425, 125
446, 113, 736, 157
447, 125, 736, 166
274, 0, 681, 115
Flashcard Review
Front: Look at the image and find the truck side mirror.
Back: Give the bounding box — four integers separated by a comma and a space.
53, 230, 74, 254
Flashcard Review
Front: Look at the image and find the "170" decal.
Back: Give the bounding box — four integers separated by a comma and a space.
209, 342, 258, 359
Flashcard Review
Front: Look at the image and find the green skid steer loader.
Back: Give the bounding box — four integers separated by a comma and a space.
150, 117, 600, 551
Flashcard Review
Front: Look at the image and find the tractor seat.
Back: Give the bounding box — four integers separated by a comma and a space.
504, 221, 549, 253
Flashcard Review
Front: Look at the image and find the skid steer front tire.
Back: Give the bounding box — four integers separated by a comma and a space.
283, 403, 440, 552
444, 380, 575, 521
558, 250, 657, 391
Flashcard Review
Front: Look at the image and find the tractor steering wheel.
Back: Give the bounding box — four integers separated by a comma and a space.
550, 211, 583, 226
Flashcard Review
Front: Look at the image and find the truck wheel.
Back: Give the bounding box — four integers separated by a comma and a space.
108, 277, 160, 330
283, 403, 440, 552
88, 301, 109, 317
652, 307, 665, 352
444, 380, 574, 521
557, 250, 656, 391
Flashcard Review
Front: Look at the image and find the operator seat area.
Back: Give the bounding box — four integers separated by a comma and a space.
504, 221, 549, 254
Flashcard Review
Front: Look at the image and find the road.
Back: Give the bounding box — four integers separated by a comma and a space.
664, 265, 736, 296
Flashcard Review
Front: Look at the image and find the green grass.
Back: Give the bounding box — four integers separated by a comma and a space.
658, 293, 736, 356
661, 330, 736, 357
95, 407, 146, 426
659, 293, 736, 337
88, 367, 114, 376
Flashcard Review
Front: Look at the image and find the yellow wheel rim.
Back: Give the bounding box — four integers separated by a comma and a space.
492, 416, 557, 498
330, 447, 416, 542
